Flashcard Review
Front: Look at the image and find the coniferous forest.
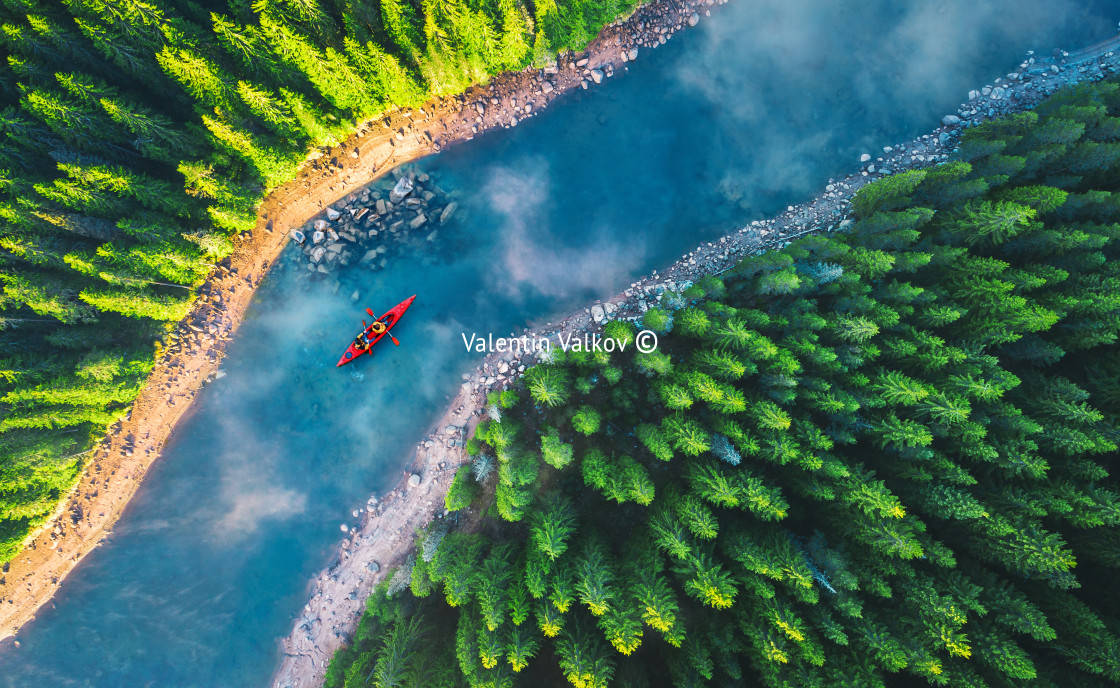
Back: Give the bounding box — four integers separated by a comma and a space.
0, 0, 641, 561
327, 80, 1120, 688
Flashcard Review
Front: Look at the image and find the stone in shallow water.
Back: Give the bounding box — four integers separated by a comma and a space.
326, 207, 340, 221
389, 176, 414, 203
440, 202, 458, 225
689, 12, 700, 26
408, 473, 421, 487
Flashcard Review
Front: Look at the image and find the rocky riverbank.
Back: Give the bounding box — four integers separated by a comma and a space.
0, 0, 722, 646
292, 171, 457, 278
270, 28, 1120, 688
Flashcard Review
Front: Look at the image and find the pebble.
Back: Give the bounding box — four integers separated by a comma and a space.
408, 473, 421, 488
860, 153, 871, 162
688, 12, 700, 26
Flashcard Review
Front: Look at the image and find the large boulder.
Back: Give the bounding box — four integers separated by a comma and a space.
389, 176, 414, 204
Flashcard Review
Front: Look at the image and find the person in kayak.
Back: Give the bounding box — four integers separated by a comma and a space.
354, 321, 386, 351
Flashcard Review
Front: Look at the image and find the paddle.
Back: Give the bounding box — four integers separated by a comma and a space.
365, 307, 400, 346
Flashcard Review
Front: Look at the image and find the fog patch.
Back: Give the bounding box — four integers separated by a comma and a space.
483, 162, 647, 301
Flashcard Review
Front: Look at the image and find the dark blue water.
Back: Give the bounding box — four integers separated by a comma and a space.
1, 0, 1115, 685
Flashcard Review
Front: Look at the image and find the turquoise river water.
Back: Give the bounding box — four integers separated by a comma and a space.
1, 0, 1116, 685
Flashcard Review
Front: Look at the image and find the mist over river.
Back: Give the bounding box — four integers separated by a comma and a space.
1, 0, 1116, 685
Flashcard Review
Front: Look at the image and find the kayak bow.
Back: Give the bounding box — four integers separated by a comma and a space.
336, 295, 416, 367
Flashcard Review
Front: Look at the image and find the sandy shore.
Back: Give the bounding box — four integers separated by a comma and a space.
268, 30, 1120, 688
0, 0, 722, 649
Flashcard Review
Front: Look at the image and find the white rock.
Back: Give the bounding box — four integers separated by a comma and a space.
326, 207, 341, 221
860, 153, 871, 162
628, 48, 638, 61
590, 69, 603, 84
591, 305, 606, 323
688, 12, 700, 26
389, 176, 414, 204
408, 473, 421, 487
941, 114, 961, 126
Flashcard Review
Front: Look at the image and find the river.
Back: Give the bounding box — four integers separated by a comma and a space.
1, 0, 1115, 685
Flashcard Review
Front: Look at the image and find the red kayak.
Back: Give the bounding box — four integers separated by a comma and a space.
336, 295, 416, 367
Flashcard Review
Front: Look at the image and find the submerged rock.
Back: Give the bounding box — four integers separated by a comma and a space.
440, 202, 458, 224
326, 207, 341, 221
